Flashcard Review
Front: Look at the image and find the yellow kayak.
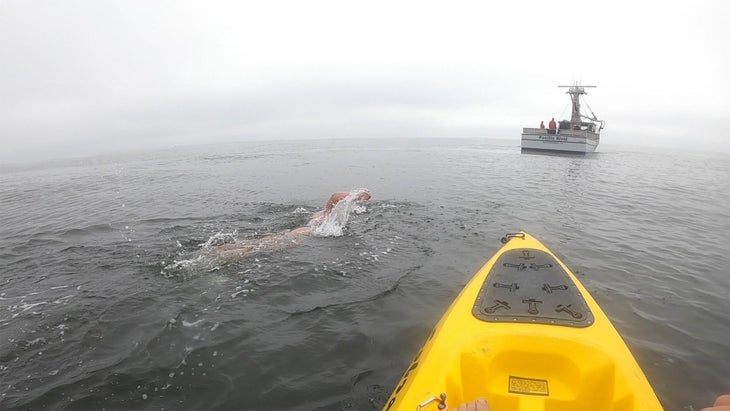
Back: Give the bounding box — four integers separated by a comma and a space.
384, 232, 662, 411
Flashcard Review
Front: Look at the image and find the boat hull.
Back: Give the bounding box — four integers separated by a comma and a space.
383, 232, 662, 411
521, 128, 599, 154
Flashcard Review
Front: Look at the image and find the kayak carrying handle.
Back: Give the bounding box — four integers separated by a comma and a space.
417, 393, 447, 410
501, 232, 525, 244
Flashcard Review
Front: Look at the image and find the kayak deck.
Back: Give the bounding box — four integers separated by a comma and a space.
384, 232, 662, 411
472, 247, 594, 327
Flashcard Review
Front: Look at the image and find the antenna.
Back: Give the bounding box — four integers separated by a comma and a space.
557, 83, 598, 126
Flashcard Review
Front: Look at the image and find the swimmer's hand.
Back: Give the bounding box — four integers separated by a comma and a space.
449, 398, 490, 411
702, 395, 730, 411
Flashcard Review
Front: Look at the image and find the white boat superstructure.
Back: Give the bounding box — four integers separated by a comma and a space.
521, 84, 605, 154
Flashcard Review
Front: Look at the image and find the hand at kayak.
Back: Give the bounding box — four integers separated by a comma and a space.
702, 395, 730, 411
449, 398, 489, 411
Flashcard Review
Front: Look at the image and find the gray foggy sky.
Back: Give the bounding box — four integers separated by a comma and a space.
1, 0, 729, 164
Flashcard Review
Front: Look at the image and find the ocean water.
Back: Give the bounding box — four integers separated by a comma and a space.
0, 138, 728, 410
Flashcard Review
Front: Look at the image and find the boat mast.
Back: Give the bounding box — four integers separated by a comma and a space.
558, 84, 596, 128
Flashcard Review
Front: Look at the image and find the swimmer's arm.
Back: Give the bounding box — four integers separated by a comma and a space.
325, 192, 349, 212
208, 228, 310, 262
323, 190, 371, 213
212, 240, 251, 252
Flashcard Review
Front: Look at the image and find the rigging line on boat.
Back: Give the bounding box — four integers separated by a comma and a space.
581, 96, 599, 121
581, 96, 606, 130
560, 101, 570, 119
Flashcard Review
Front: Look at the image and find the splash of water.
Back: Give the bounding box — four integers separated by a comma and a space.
198, 230, 238, 248
162, 254, 221, 280
163, 231, 238, 278
309, 189, 369, 238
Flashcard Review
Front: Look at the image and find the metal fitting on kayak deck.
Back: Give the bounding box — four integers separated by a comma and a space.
417, 393, 447, 410
500, 232, 526, 244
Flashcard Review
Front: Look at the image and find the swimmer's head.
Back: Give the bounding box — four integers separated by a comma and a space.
352, 189, 371, 202
357, 191, 371, 201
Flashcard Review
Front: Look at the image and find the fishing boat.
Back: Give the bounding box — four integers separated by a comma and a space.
521, 84, 605, 154
383, 232, 662, 411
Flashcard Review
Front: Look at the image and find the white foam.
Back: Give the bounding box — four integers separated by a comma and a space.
11, 302, 47, 318
198, 230, 238, 248
231, 289, 250, 298
164, 254, 206, 271
182, 319, 204, 327
26, 337, 46, 346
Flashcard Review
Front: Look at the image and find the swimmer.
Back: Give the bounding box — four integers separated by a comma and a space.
208, 189, 371, 262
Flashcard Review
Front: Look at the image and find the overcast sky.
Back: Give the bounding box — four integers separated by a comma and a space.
1, 0, 728, 164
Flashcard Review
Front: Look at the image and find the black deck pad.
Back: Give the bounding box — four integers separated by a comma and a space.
472, 249, 594, 327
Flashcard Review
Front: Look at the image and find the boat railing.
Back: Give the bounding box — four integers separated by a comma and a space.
522, 127, 560, 134
522, 127, 598, 137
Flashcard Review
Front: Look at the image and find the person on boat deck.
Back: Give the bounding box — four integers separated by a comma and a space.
208, 189, 371, 262
548, 117, 557, 134
539, 121, 545, 128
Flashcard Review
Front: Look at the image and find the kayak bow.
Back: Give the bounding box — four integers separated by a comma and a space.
384, 232, 662, 411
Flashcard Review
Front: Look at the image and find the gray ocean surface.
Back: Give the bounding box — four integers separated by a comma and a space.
1, 138, 728, 410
